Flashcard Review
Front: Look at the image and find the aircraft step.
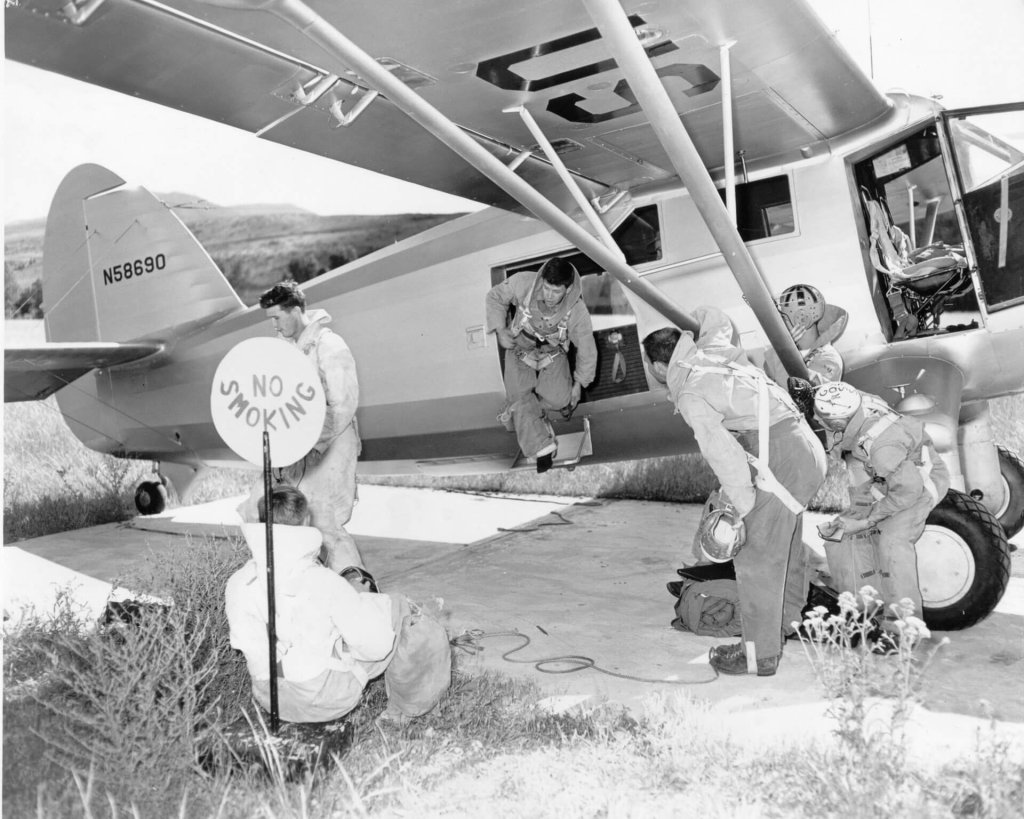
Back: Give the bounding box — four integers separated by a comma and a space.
512, 417, 592, 470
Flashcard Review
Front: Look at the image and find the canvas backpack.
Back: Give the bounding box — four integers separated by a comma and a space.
671, 578, 743, 638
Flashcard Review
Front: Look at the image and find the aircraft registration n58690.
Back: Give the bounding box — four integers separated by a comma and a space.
4, 0, 1023, 630
102, 255, 168, 286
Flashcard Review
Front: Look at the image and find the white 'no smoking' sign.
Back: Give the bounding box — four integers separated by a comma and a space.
210, 337, 326, 467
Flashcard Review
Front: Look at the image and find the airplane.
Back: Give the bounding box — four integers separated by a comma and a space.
4, 0, 1023, 634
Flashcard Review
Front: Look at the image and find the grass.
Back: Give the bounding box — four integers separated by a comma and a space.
4, 376, 1023, 817
2, 397, 255, 542
4, 538, 1022, 817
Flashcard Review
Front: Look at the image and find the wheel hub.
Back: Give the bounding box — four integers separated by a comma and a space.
917, 524, 976, 608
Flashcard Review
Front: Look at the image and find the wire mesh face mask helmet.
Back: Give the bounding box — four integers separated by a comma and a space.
696, 489, 747, 563
777, 284, 825, 343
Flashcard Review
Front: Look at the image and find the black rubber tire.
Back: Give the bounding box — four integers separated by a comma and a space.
918, 489, 1011, 631
134, 481, 167, 516
995, 447, 1024, 539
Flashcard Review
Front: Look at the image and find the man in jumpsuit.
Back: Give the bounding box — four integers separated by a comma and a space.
813, 382, 950, 640
642, 306, 827, 676
247, 280, 363, 573
761, 283, 847, 386
226, 486, 450, 723
485, 257, 597, 472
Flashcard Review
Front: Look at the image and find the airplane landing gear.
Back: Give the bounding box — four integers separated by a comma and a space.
994, 447, 1024, 539
917, 489, 1011, 631
134, 462, 169, 515
134, 480, 168, 515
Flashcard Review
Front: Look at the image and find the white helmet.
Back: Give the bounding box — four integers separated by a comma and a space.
813, 381, 862, 431
777, 284, 825, 343
696, 489, 746, 563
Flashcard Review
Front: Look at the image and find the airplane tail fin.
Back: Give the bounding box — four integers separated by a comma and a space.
43, 164, 244, 344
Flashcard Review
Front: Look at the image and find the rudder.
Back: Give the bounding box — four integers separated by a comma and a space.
43, 164, 244, 344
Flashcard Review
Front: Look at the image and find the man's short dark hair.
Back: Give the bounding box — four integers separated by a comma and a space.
539, 257, 577, 288
642, 327, 683, 365
258, 485, 309, 526
259, 280, 306, 311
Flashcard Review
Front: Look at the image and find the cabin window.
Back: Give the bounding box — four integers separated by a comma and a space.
723, 176, 794, 241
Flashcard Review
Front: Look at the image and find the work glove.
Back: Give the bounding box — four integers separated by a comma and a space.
817, 516, 844, 542
721, 485, 755, 518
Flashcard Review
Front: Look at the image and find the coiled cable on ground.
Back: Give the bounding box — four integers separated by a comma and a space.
451, 628, 718, 685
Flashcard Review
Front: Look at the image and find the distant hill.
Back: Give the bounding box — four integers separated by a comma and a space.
4, 197, 465, 310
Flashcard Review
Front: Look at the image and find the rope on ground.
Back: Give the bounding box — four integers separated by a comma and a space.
438, 488, 604, 508
450, 628, 719, 685
496, 511, 574, 533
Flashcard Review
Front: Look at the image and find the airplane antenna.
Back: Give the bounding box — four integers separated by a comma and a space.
867, 0, 875, 79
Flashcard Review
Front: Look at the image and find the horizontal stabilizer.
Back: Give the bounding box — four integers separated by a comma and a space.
4, 342, 162, 402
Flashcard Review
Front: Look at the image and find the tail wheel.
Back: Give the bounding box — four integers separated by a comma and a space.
917, 489, 1011, 631
134, 481, 168, 516
995, 447, 1024, 539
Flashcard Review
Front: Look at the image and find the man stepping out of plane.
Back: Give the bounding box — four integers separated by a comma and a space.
813, 382, 950, 650
226, 486, 450, 724
642, 307, 827, 677
240, 280, 364, 573
485, 257, 597, 473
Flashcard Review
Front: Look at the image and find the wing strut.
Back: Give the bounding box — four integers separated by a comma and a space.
582, 0, 809, 380
195, 0, 701, 334
505, 105, 624, 259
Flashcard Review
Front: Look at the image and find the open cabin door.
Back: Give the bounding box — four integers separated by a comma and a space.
942, 103, 1024, 313
493, 204, 663, 405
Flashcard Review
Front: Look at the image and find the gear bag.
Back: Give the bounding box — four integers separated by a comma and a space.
382, 597, 452, 719
669, 562, 841, 637
671, 576, 743, 637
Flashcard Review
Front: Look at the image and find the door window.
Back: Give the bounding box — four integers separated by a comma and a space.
945, 107, 1024, 310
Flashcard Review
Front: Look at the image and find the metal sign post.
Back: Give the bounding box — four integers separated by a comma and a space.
262, 429, 279, 733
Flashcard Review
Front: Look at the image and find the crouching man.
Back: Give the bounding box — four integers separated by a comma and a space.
812, 382, 950, 642
642, 307, 826, 676
225, 486, 450, 724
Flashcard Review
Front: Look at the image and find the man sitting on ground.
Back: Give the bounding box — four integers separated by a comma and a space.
225, 486, 450, 723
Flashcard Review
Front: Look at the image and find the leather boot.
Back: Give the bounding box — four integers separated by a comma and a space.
709, 642, 780, 676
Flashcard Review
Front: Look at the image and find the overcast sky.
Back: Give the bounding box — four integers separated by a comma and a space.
4, 0, 1023, 224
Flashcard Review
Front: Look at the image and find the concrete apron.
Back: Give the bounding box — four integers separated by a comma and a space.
4, 486, 1022, 724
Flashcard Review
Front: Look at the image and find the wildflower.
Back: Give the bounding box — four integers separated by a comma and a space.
902, 615, 930, 640
838, 591, 859, 615
857, 585, 880, 607
892, 597, 916, 619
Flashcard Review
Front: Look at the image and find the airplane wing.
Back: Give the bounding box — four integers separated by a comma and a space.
5, 0, 891, 213
4, 343, 163, 402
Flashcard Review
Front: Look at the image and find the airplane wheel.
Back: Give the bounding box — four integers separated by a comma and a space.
995, 447, 1024, 539
134, 481, 168, 516
917, 489, 1011, 631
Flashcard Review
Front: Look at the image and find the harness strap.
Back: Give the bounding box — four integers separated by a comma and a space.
513, 272, 571, 350
860, 412, 899, 454
860, 409, 940, 505
747, 372, 806, 514
919, 446, 940, 504
687, 360, 805, 514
